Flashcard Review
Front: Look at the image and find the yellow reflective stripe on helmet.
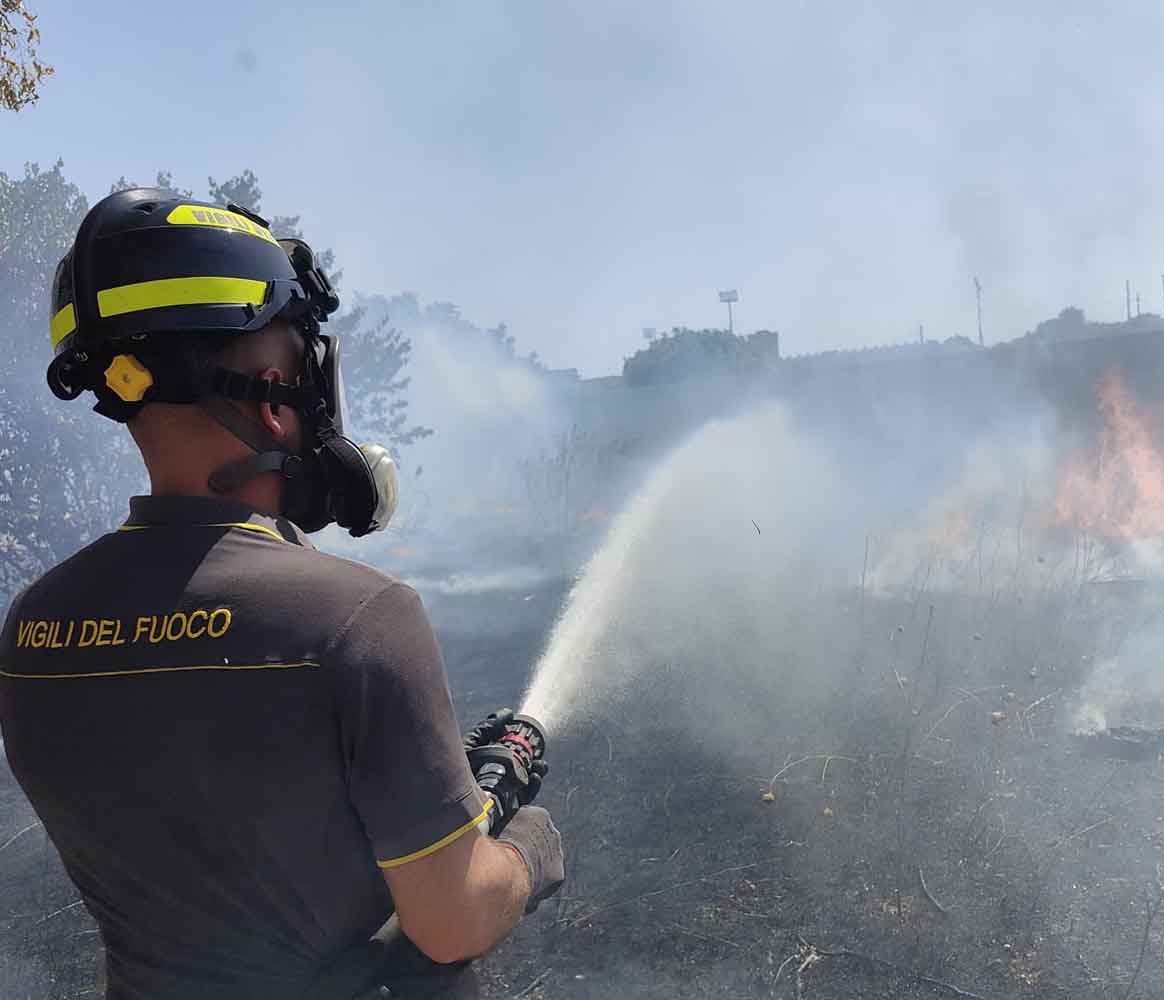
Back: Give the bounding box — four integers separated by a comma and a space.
96, 276, 268, 319
50, 303, 76, 348
165, 204, 277, 244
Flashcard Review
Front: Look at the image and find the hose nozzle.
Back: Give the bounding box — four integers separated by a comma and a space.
497, 713, 546, 772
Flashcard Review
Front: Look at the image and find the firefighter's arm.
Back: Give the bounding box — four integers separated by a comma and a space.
329, 584, 561, 962
382, 823, 529, 964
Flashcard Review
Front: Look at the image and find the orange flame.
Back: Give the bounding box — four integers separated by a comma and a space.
1055, 370, 1164, 538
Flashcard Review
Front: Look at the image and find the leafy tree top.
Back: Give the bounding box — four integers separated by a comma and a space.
622, 327, 778, 385
1, 1, 52, 112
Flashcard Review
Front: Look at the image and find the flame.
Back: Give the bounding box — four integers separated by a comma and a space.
1055, 370, 1164, 538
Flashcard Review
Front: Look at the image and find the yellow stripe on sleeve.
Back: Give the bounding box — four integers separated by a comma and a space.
377, 799, 494, 870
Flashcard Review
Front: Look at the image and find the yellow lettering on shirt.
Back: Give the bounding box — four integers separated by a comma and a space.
9, 608, 234, 651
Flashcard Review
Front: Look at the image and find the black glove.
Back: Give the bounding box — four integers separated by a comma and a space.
462, 708, 549, 833
462, 708, 514, 752
498, 805, 565, 915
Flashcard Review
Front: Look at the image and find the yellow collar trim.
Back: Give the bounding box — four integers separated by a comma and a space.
119, 521, 287, 543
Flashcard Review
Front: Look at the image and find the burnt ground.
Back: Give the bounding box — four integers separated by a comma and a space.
5, 577, 1164, 999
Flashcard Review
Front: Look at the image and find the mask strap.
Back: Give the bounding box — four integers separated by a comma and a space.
199, 396, 302, 495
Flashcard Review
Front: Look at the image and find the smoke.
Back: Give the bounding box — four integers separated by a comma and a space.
1071, 611, 1164, 733
524, 398, 1006, 732
344, 293, 593, 581
403, 567, 555, 597
866, 417, 1064, 594
525, 360, 1164, 750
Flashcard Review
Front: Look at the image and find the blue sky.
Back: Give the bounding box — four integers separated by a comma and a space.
6, 1, 1164, 375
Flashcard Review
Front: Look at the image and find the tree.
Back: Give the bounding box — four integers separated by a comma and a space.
204, 172, 433, 450
1, 1, 51, 112
0, 162, 141, 597
332, 307, 433, 457
110, 170, 192, 198
206, 170, 340, 284
622, 327, 773, 385
0, 164, 430, 598
0, 160, 86, 351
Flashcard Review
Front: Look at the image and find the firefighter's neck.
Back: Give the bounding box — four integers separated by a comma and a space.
129, 402, 289, 517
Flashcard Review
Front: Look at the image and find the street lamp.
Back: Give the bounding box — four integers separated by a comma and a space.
718, 289, 739, 335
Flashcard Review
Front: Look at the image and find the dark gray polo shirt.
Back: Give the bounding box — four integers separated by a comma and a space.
0, 496, 487, 999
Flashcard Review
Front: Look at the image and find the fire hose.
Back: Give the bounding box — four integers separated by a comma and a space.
316, 711, 558, 1000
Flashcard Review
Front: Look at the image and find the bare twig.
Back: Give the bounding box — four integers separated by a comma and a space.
512, 969, 551, 998
560, 860, 779, 928
795, 938, 821, 1000
1055, 816, 1111, 851
801, 937, 986, 999
1019, 689, 1060, 739
667, 921, 740, 949
1121, 890, 1164, 1000
922, 699, 971, 744
0, 820, 41, 854
1021, 689, 1059, 718
32, 899, 84, 926
982, 815, 1008, 862
766, 754, 855, 792
773, 949, 799, 985
917, 866, 951, 918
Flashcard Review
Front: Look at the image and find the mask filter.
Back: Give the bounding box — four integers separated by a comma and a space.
360, 443, 398, 530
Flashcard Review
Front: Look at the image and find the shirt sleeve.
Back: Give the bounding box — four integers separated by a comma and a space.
326, 582, 489, 868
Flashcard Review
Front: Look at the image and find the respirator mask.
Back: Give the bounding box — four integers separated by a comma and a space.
202, 307, 398, 537
279, 332, 399, 536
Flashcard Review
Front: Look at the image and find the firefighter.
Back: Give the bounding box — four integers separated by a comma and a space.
0, 188, 564, 999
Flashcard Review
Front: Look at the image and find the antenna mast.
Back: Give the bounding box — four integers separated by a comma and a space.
973, 275, 984, 346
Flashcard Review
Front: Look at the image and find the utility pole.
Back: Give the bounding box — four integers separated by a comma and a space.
1137, 291, 1142, 317
1126, 279, 1132, 321
718, 290, 739, 335
974, 275, 984, 346
918, 324, 925, 344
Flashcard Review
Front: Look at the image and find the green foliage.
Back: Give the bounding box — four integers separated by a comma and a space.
0, 162, 142, 595
0, 163, 428, 597
331, 306, 433, 458
109, 171, 192, 198
1026, 307, 1089, 342
206, 170, 341, 287
622, 327, 779, 385
0, 1, 52, 112
0, 160, 86, 350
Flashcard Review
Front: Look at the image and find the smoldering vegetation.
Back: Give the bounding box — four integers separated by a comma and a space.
479, 342, 1164, 998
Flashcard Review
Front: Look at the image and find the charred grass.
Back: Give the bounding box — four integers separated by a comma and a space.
479, 580, 1164, 1000
4, 578, 1164, 999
